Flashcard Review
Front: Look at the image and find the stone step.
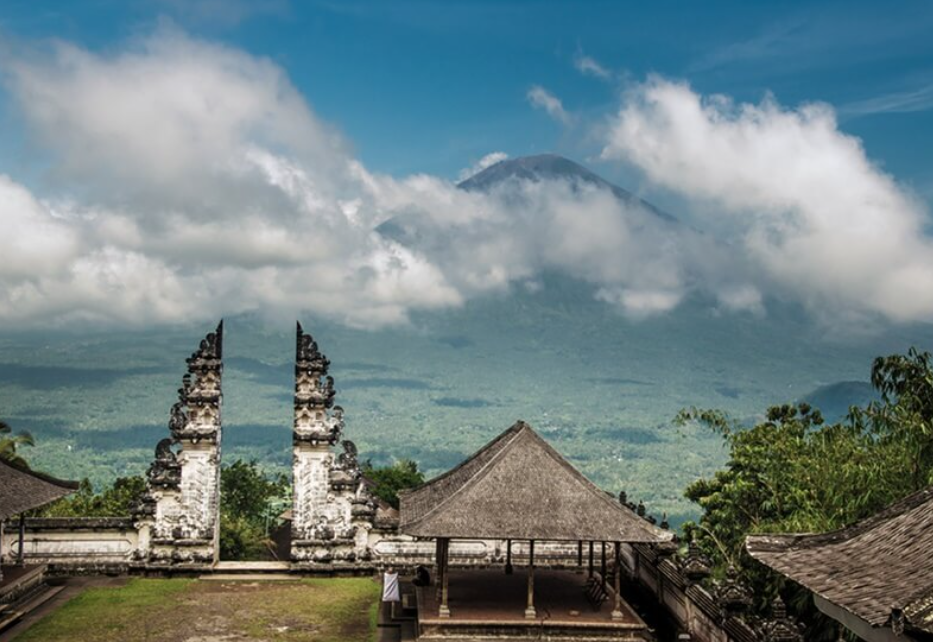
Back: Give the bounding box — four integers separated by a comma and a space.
0, 583, 67, 635
0, 610, 24, 635
15, 585, 66, 615
211, 561, 292, 573
199, 573, 297, 581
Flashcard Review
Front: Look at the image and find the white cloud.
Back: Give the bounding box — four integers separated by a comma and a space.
574, 51, 611, 80
0, 29, 463, 329
2, 32, 930, 331
527, 85, 571, 124
602, 76, 933, 324
0, 176, 81, 280
457, 152, 508, 182
1, 30, 679, 327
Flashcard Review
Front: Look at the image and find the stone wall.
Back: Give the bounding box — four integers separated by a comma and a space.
2, 518, 138, 574
619, 541, 803, 642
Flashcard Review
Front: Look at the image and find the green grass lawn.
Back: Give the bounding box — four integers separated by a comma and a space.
18, 577, 381, 642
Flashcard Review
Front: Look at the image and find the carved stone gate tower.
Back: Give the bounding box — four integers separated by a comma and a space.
135, 322, 224, 567
290, 322, 374, 566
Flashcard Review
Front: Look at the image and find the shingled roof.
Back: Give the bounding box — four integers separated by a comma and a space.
0, 459, 79, 521
747, 486, 933, 635
399, 421, 673, 543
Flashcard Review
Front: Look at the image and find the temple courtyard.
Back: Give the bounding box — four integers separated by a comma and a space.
4, 576, 380, 642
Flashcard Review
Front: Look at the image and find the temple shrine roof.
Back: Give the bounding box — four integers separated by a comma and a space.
399, 420, 673, 543
747, 485, 933, 635
0, 459, 79, 520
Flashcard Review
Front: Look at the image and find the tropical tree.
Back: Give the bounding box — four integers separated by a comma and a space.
42, 475, 147, 517
361, 459, 424, 509
219, 459, 289, 560
679, 348, 933, 639
0, 419, 35, 468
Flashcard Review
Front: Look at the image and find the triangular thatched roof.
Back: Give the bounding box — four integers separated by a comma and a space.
0, 459, 79, 520
399, 421, 673, 543
747, 486, 933, 635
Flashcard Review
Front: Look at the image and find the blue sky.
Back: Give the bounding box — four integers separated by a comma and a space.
2, 0, 931, 192
0, 0, 931, 330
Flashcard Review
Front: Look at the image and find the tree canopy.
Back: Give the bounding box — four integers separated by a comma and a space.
679, 347, 933, 639
0, 419, 35, 468
361, 459, 424, 509
219, 459, 289, 561
42, 475, 147, 518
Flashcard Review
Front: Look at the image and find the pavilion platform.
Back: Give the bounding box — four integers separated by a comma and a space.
416, 569, 653, 641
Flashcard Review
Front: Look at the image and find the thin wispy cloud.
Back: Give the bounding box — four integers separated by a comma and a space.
527, 85, 571, 124
689, 7, 933, 75
574, 49, 611, 80
155, 0, 291, 27
842, 83, 933, 116
689, 21, 802, 72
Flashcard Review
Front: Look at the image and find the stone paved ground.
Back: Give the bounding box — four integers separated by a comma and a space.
14, 577, 380, 642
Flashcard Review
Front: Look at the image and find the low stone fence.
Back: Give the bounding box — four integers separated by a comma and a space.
1, 518, 138, 574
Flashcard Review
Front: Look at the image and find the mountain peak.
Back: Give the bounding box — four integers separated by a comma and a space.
457, 153, 607, 191
457, 153, 674, 222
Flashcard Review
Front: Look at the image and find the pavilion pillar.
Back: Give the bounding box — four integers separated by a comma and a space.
588, 541, 594, 578
600, 541, 607, 583
434, 538, 443, 601
611, 542, 624, 621
576, 540, 583, 572
524, 539, 536, 619
439, 538, 451, 618
17, 513, 26, 566
505, 538, 513, 575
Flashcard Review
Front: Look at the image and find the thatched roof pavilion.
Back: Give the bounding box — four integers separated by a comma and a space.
399, 420, 671, 624
0, 459, 78, 581
747, 486, 933, 642
400, 420, 671, 543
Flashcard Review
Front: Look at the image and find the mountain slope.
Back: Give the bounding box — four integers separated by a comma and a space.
457, 153, 676, 222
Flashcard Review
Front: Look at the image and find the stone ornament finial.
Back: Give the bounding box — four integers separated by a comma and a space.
293, 322, 341, 446
759, 596, 805, 642
173, 321, 224, 442
716, 564, 752, 620
296, 321, 331, 373
337, 440, 360, 475
147, 438, 181, 489
187, 321, 224, 366
681, 533, 711, 586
